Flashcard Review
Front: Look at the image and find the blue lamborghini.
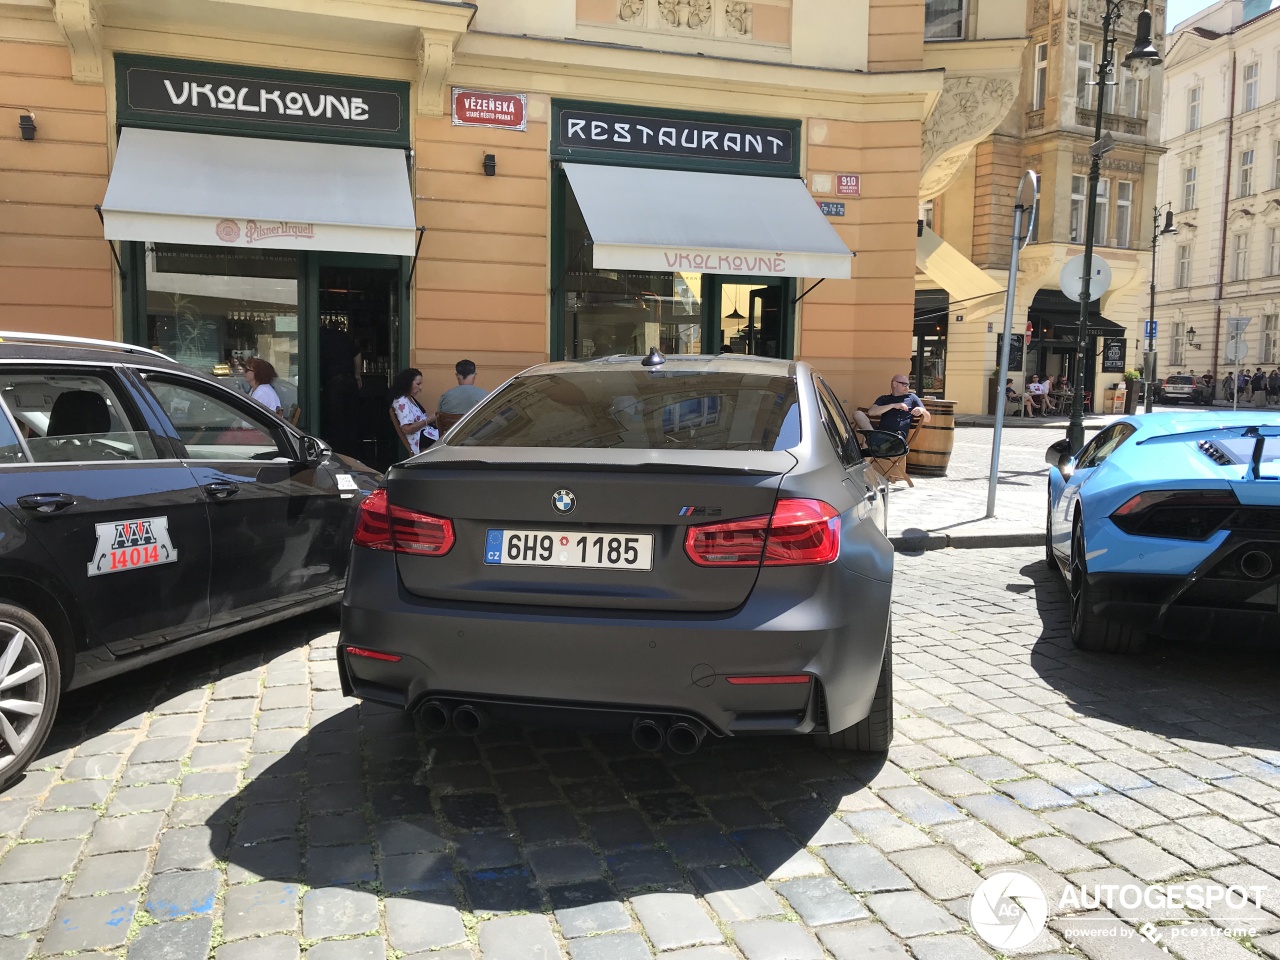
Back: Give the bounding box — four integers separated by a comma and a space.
1045, 412, 1280, 652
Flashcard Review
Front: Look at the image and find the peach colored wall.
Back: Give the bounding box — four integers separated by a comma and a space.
753, 5, 792, 44
801, 118, 922, 411
575, 0, 617, 25
411, 117, 551, 411
866, 0, 925, 72
0, 39, 113, 336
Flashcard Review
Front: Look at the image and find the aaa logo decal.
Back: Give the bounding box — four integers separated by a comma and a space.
88, 516, 178, 577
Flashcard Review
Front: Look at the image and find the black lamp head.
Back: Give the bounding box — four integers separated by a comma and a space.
482, 153, 496, 177
1161, 209, 1177, 234
18, 112, 36, 141
1123, 9, 1162, 74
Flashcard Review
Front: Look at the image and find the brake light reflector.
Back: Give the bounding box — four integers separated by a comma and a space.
726, 675, 811, 685
685, 498, 840, 567
1110, 488, 1239, 540
353, 488, 455, 556
345, 645, 401, 662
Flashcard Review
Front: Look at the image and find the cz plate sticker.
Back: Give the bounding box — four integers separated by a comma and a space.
87, 516, 178, 577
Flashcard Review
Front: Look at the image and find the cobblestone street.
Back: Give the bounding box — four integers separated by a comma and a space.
4, 547, 1280, 960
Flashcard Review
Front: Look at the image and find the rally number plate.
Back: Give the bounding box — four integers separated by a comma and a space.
485, 530, 654, 570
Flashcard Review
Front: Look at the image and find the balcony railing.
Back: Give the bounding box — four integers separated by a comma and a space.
1075, 108, 1147, 137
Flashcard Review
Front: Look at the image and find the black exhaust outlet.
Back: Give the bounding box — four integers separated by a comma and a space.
631, 718, 666, 752
666, 720, 706, 755
1240, 550, 1274, 580
419, 700, 451, 734
452, 704, 487, 737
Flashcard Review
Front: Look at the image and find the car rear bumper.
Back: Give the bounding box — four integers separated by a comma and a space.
1087, 532, 1280, 639
338, 549, 891, 736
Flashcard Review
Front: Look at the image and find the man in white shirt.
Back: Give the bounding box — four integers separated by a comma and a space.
1027, 374, 1054, 416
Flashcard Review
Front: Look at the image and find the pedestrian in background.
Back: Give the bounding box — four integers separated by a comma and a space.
390, 368, 436, 457
243, 358, 282, 416
1253, 368, 1268, 408
439, 359, 489, 416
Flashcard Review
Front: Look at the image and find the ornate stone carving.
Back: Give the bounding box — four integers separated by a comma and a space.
53, 0, 102, 85
725, 2, 752, 35
1033, 0, 1049, 27
1066, 19, 1078, 47
416, 29, 456, 117
920, 76, 1019, 200
1051, 22, 1062, 45
658, 0, 714, 30
619, 0, 645, 22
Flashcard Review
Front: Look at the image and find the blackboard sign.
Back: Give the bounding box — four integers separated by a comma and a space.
1101, 337, 1127, 372
996, 333, 1024, 373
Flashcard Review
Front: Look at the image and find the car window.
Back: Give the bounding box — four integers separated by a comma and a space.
1078, 422, 1136, 469
0, 371, 157, 463
143, 376, 292, 461
814, 377, 859, 465
450, 370, 801, 451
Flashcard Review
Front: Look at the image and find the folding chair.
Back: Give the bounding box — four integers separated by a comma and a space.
434, 411, 464, 434
390, 407, 416, 456
858, 419, 919, 488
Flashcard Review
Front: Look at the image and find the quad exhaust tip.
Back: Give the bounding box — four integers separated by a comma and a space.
452, 703, 487, 737
631, 716, 707, 754
419, 700, 451, 734
632, 718, 666, 752
1240, 550, 1273, 580
666, 721, 706, 756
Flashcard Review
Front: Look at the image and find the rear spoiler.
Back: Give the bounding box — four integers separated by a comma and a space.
396, 459, 784, 477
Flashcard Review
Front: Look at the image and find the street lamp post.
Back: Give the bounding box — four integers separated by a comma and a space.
1067, 2, 1162, 451
1145, 204, 1177, 413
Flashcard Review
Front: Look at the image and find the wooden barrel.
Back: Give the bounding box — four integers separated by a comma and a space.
907, 399, 956, 476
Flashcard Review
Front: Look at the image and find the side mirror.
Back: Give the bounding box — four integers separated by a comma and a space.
1045, 438, 1074, 474
860, 429, 908, 460
300, 435, 327, 466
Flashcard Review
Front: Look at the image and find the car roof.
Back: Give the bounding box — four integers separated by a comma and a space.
0, 340, 187, 371
1121, 410, 1280, 439
514, 354, 799, 378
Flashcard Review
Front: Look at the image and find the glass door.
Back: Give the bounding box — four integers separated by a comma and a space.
709, 276, 794, 357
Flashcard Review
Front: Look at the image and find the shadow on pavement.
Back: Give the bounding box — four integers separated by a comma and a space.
1024, 558, 1280, 751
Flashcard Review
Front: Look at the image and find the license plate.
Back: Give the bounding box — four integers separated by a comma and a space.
485, 529, 654, 570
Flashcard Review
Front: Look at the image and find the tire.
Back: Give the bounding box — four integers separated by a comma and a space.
816, 624, 893, 752
0, 603, 62, 793
1068, 518, 1145, 654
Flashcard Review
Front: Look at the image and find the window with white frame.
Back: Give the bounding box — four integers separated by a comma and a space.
1232, 233, 1250, 281
1078, 43, 1095, 108
1120, 74, 1143, 117
1033, 43, 1048, 110
1094, 177, 1110, 245
1116, 181, 1133, 248
1176, 244, 1191, 288
919, 199, 934, 231
1241, 149, 1256, 196
924, 0, 965, 39
1270, 227, 1280, 275
1245, 62, 1260, 111
1171, 321, 1186, 366
1274, 142, 1280, 189
1187, 85, 1202, 132
1264, 314, 1279, 364
1070, 174, 1088, 242
1183, 166, 1197, 210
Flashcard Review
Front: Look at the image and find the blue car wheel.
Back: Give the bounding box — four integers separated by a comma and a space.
1068, 516, 1147, 654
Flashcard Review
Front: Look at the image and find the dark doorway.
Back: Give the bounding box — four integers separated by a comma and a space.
317, 264, 401, 470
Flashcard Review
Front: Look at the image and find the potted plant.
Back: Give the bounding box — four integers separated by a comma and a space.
1123, 369, 1141, 414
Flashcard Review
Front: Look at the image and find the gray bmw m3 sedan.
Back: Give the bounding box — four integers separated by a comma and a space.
338, 353, 901, 754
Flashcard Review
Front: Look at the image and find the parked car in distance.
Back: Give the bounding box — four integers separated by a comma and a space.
339, 352, 905, 755
1157, 375, 1198, 404
0, 332, 381, 791
1044, 411, 1280, 653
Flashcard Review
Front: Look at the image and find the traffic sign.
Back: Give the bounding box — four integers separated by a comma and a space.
1061, 255, 1111, 302
1226, 338, 1250, 363
1227, 317, 1251, 335
1144, 320, 1158, 340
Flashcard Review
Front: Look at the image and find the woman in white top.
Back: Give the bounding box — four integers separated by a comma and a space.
243, 358, 283, 416
390, 367, 436, 456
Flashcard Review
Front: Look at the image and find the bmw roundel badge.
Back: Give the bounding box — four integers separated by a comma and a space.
553, 489, 576, 514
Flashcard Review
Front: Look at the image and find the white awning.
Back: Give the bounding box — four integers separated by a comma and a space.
562, 162, 853, 279
101, 128, 417, 256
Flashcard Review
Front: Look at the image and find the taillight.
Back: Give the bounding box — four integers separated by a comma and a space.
353, 488, 455, 556
685, 498, 840, 567
1110, 488, 1239, 540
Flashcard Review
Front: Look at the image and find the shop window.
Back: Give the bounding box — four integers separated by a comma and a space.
144, 244, 300, 413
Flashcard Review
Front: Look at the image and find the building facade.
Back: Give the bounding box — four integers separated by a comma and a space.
919, 0, 1168, 415
1156, 0, 1280, 391
1, 0, 1025, 464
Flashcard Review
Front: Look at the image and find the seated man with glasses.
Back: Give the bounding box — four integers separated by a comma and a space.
852, 374, 932, 439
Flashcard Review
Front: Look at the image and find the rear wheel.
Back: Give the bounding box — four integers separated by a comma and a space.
1068, 518, 1145, 654
816, 625, 893, 753
1045, 490, 1058, 572
0, 603, 62, 792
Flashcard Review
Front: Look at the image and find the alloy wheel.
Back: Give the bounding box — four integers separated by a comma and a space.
1068, 520, 1086, 634
0, 624, 48, 779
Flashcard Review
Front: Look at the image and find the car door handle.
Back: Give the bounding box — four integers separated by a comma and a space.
203, 481, 239, 500
16, 493, 75, 513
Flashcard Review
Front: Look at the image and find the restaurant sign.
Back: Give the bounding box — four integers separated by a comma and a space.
453, 89, 527, 130
1101, 337, 1127, 372
115, 55, 410, 147
553, 103, 797, 171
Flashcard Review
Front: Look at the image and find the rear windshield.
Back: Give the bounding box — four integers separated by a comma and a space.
1166, 376, 1194, 384
449, 370, 801, 451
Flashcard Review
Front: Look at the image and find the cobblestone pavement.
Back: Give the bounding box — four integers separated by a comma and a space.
4, 548, 1280, 959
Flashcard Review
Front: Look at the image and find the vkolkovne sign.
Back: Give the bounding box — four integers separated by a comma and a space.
555, 108, 794, 166
1102, 336, 1127, 372
116, 56, 409, 146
